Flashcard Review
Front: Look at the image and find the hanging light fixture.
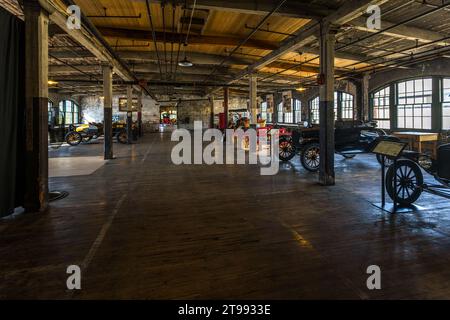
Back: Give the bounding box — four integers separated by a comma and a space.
178, 56, 193, 67
178, 43, 193, 67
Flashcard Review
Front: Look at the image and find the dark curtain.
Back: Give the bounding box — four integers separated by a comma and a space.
0, 7, 25, 217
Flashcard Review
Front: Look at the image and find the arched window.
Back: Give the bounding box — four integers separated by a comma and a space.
58, 100, 81, 125
276, 99, 301, 123
277, 102, 283, 123
310, 97, 320, 124
48, 100, 54, 124
309, 92, 353, 124
397, 78, 432, 130
260, 101, 273, 123
371, 86, 391, 129
442, 79, 450, 130
341, 92, 354, 120
294, 100, 302, 123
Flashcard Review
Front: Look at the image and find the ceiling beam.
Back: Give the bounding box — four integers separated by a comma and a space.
98, 27, 279, 50
249, 0, 390, 72
348, 16, 450, 46
133, 0, 333, 19
220, 0, 390, 88
40, 0, 155, 98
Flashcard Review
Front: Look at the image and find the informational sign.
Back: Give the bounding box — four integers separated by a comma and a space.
282, 91, 292, 113
119, 98, 139, 112
372, 140, 407, 159
266, 94, 274, 114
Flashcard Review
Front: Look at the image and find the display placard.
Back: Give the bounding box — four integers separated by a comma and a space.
282, 91, 292, 113
119, 98, 139, 112
266, 94, 274, 113
372, 140, 407, 159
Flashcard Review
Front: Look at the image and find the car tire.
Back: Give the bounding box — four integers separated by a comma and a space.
65, 132, 82, 146
116, 130, 128, 144
386, 159, 423, 206
279, 137, 296, 162
301, 143, 320, 172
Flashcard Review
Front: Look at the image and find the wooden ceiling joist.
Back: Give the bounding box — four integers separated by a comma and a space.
97, 27, 279, 51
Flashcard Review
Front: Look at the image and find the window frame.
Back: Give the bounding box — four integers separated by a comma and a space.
308, 91, 354, 124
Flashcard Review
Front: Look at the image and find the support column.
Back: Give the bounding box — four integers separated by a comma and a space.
126, 85, 133, 144
210, 96, 215, 128
103, 64, 114, 160
362, 73, 370, 122
224, 87, 229, 129
319, 22, 337, 186
24, 0, 49, 213
138, 92, 143, 137
249, 74, 258, 124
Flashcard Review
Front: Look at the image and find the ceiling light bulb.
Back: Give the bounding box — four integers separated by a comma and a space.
178, 57, 193, 67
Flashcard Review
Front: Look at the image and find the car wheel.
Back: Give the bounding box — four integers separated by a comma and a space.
301, 143, 320, 172
65, 132, 82, 146
116, 130, 128, 144
279, 138, 296, 161
386, 159, 423, 206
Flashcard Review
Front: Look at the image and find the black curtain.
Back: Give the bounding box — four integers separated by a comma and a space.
0, 7, 25, 218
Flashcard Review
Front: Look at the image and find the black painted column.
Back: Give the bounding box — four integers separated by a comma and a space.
126, 85, 133, 144
138, 92, 143, 137
102, 64, 113, 160
224, 87, 229, 128
319, 22, 337, 186
23, 0, 49, 213
210, 96, 215, 128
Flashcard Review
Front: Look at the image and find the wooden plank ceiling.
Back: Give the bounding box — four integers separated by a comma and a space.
16, 0, 448, 97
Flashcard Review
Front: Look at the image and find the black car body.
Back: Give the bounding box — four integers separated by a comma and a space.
279, 120, 400, 172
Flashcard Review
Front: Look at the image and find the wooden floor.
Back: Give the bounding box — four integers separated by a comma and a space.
2, 132, 450, 299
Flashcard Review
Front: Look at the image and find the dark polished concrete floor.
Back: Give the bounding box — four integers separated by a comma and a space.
1, 133, 450, 299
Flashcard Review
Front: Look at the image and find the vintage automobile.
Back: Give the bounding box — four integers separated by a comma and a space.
279, 120, 400, 172
385, 143, 450, 206
65, 122, 134, 146
65, 123, 100, 146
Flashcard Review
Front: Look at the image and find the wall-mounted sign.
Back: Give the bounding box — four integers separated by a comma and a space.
119, 98, 139, 112
282, 91, 292, 113
266, 94, 274, 113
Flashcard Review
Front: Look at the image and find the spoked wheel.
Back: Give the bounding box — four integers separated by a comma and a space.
279, 138, 296, 161
301, 143, 320, 172
386, 159, 423, 206
116, 130, 128, 144
65, 132, 82, 146
377, 154, 394, 167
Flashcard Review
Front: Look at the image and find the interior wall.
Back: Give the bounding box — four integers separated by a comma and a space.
78, 95, 160, 126
369, 58, 450, 93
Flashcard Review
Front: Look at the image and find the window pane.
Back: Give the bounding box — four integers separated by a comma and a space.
396, 78, 433, 130
370, 86, 391, 129
309, 97, 320, 124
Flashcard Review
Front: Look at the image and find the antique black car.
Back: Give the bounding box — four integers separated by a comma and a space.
279, 120, 400, 172
385, 143, 450, 206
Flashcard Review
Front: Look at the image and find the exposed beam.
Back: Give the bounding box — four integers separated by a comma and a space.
349, 16, 450, 46
39, 0, 155, 98
248, 0, 390, 72
98, 27, 279, 51
133, 0, 333, 19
